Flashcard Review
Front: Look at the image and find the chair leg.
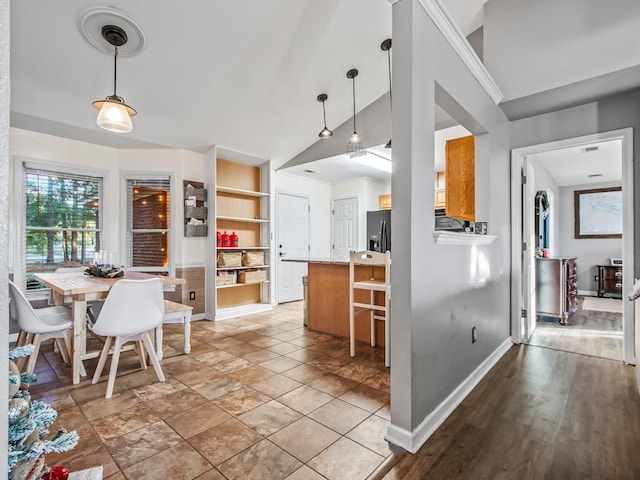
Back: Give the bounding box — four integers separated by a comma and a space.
105, 337, 124, 399
55, 336, 70, 366
141, 332, 165, 383
137, 341, 147, 370
16, 330, 27, 347
26, 334, 42, 375
155, 325, 164, 361
92, 336, 113, 384
349, 291, 356, 358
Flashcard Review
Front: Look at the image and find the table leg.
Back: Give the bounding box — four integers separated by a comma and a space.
72, 295, 87, 385
184, 312, 191, 354
155, 325, 164, 361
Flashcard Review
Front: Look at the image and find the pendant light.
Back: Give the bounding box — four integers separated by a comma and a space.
346, 68, 365, 158
92, 25, 137, 133
317, 93, 333, 138
381, 38, 392, 149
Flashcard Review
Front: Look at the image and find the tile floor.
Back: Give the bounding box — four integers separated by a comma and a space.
30, 301, 397, 480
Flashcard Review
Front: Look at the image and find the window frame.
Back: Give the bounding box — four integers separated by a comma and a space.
120, 172, 175, 277
13, 157, 108, 297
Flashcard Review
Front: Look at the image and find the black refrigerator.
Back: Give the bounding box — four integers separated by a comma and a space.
367, 210, 391, 253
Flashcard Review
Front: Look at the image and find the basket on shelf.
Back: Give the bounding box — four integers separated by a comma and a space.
238, 269, 267, 284
242, 251, 265, 267
217, 251, 242, 267
216, 271, 236, 286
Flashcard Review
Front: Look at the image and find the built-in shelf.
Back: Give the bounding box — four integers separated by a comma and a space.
217, 215, 269, 223
216, 280, 270, 289
216, 186, 269, 197
216, 246, 269, 250
216, 265, 270, 271
433, 231, 497, 245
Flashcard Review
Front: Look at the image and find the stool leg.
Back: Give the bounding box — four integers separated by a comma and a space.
370, 290, 376, 347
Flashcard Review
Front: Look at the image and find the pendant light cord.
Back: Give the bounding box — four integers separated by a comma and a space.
387, 48, 392, 113
352, 76, 357, 133
322, 100, 328, 128
112, 46, 119, 98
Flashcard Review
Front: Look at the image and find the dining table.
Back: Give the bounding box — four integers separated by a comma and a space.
33, 270, 186, 384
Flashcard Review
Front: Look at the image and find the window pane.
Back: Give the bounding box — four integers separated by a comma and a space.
24, 167, 102, 290
126, 178, 171, 271
131, 232, 168, 268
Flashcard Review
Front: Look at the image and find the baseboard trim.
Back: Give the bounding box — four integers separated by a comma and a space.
191, 313, 206, 321
386, 337, 513, 453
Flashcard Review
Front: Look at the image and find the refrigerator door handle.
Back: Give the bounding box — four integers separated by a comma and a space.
381, 220, 388, 253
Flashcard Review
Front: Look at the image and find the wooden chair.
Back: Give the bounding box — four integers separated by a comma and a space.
349, 250, 391, 367
155, 300, 193, 360
90, 278, 165, 398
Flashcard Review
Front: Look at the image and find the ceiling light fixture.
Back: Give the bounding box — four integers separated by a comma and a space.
381, 38, 392, 149
346, 68, 365, 158
92, 25, 137, 133
317, 93, 333, 138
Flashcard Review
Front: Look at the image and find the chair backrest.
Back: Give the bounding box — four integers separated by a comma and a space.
91, 278, 165, 337
349, 250, 391, 285
8, 280, 52, 333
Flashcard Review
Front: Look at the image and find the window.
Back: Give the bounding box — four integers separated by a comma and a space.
24, 166, 102, 290
125, 177, 171, 273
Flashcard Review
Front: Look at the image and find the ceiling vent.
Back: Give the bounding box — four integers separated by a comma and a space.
582, 146, 600, 153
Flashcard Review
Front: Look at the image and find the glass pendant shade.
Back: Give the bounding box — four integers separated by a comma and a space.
319, 127, 333, 138
93, 97, 135, 133
346, 68, 365, 157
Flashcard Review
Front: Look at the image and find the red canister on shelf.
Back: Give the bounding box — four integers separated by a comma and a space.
216, 231, 221, 247
221, 231, 230, 247
230, 231, 239, 247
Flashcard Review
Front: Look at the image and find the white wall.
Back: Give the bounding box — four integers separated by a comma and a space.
389, 0, 511, 453
484, 0, 640, 101
558, 181, 623, 294
332, 177, 389, 251
271, 170, 332, 258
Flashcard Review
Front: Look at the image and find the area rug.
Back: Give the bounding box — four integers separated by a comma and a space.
582, 296, 623, 313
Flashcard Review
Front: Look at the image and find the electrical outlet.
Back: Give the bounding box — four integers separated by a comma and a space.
472, 326, 477, 343
189, 291, 196, 301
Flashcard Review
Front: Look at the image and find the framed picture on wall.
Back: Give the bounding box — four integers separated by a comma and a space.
574, 187, 622, 239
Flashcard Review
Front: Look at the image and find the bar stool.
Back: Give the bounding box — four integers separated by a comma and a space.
349, 250, 391, 367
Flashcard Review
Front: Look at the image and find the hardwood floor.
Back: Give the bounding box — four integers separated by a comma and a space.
382, 344, 640, 479
528, 296, 623, 360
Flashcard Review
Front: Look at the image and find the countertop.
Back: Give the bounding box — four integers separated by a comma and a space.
282, 257, 349, 265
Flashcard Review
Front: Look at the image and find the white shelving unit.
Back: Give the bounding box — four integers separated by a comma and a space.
205, 153, 272, 320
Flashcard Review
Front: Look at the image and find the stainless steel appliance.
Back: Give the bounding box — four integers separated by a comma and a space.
434, 208, 467, 232
367, 210, 391, 252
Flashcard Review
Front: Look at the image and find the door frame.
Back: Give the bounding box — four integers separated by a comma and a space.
510, 128, 634, 364
275, 190, 311, 304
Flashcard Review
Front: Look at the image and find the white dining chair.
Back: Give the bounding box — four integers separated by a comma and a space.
90, 278, 166, 398
349, 250, 391, 367
9, 280, 74, 374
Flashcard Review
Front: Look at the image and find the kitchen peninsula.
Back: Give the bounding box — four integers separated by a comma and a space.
285, 258, 387, 346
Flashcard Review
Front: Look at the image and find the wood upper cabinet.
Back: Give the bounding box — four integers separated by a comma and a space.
445, 135, 475, 221
378, 194, 392, 210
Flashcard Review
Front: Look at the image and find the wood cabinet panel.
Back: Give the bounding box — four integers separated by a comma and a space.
378, 194, 392, 210
445, 135, 475, 221
597, 265, 623, 298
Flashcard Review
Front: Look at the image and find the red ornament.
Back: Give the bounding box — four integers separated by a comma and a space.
43, 466, 69, 480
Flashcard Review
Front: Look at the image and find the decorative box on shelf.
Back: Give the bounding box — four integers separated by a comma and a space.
242, 251, 264, 266
238, 269, 267, 284
217, 251, 242, 267
216, 271, 236, 286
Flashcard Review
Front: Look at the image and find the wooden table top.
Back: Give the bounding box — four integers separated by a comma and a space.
33, 271, 185, 296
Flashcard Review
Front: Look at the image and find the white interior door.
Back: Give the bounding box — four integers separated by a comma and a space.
332, 197, 358, 260
522, 156, 536, 342
277, 193, 309, 303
